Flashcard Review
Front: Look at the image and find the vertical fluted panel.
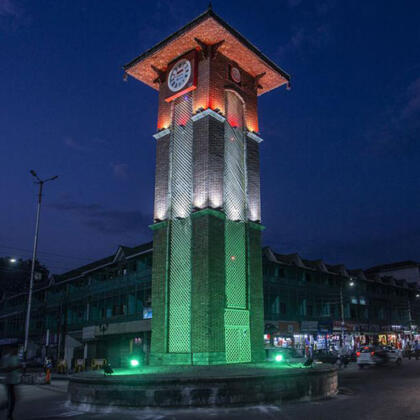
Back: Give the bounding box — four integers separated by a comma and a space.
168, 93, 193, 354
224, 91, 246, 222
154, 133, 170, 221
170, 94, 193, 219
246, 138, 261, 222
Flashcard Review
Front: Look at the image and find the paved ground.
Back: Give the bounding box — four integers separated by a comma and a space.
3, 360, 420, 420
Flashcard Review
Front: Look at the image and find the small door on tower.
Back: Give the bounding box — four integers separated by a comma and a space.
224, 309, 251, 363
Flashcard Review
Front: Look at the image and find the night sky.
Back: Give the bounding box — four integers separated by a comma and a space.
1, 0, 419, 274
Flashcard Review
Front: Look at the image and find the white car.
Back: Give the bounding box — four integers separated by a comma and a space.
356, 345, 402, 368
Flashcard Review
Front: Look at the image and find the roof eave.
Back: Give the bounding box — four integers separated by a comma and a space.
123, 9, 290, 83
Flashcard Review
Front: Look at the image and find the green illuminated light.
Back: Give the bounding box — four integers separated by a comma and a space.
130, 359, 139, 367
275, 354, 283, 362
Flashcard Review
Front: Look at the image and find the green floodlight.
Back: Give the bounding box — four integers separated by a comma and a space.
275, 354, 283, 362
130, 359, 139, 367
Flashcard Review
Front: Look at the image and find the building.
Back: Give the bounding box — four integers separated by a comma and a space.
1, 242, 420, 367
366, 261, 420, 286
263, 249, 420, 350
123, 6, 289, 365
0, 243, 153, 366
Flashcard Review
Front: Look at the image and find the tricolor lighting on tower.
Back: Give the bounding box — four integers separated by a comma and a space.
124, 6, 290, 366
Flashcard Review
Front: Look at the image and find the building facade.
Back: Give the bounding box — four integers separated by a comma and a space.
1, 243, 419, 368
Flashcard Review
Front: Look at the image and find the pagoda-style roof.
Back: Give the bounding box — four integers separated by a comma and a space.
123, 8, 290, 96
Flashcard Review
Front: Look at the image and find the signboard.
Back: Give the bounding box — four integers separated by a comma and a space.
333, 320, 354, 332
143, 307, 152, 319
301, 321, 318, 333
277, 321, 300, 335
318, 320, 333, 334
82, 326, 96, 341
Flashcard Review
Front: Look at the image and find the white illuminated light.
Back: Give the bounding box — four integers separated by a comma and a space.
9, 258, 16, 263
349, 281, 355, 287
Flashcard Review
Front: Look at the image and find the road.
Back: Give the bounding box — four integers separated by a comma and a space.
5, 359, 420, 420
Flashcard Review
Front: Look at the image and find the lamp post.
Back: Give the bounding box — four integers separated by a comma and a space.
340, 279, 355, 347
23, 170, 58, 364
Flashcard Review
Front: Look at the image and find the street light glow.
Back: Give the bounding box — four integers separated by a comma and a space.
275, 354, 283, 362
349, 281, 355, 287
9, 258, 17, 263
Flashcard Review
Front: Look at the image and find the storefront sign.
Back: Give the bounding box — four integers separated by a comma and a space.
318, 320, 333, 333
0, 338, 18, 346
333, 320, 356, 332
143, 307, 152, 319
301, 321, 318, 333
82, 326, 96, 340
277, 321, 300, 335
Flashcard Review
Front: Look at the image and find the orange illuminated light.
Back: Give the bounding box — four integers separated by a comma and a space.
165, 85, 197, 103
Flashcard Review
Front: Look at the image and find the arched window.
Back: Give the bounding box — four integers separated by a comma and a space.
226, 90, 244, 129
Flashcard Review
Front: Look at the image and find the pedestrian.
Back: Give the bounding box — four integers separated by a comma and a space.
0, 346, 21, 420
406, 340, 412, 360
415, 340, 420, 360
44, 357, 52, 384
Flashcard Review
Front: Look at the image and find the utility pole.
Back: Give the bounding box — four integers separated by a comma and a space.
340, 284, 345, 347
23, 170, 58, 364
408, 297, 413, 329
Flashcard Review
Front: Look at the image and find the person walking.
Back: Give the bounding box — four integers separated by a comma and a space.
415, 340, 420, 360
1, 346, 21, 420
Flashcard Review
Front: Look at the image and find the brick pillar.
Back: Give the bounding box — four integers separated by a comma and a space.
149, 223, 169, 363
248, 224, 265, 362
191, 210, 226, 364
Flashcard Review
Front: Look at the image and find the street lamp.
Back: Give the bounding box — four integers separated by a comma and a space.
340, 279, 356, 347
23, 170, 58, 365
9, 258, 17, 263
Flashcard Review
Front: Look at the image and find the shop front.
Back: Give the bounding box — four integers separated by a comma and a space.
264, 320, 300, 349
315, 320, 333, 350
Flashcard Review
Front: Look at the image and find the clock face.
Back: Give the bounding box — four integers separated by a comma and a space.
231, 67, 241, 83
168, 59, 191, 92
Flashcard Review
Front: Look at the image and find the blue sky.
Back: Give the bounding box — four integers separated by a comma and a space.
1, 0, 419, 273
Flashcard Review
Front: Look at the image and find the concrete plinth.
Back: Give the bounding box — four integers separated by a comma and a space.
68, 363, 337, 408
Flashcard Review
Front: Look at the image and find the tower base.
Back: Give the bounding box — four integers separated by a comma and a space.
69, 364, 338, 408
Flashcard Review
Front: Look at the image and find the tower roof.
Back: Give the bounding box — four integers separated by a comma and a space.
123, 8, 290, 96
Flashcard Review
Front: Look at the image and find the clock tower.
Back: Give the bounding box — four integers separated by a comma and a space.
124, 7, 290, 365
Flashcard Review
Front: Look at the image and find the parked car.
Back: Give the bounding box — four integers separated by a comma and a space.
356, 346, 402, 368
313, 349, 339, 365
